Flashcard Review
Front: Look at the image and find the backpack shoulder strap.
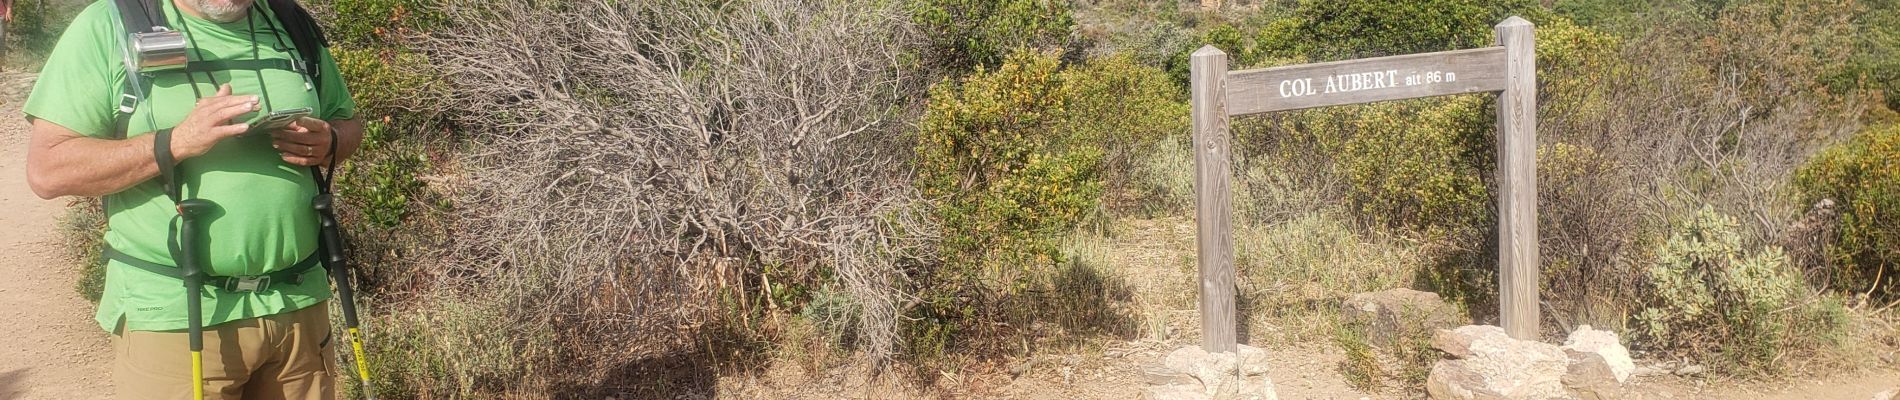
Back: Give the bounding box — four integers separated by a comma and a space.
112, 0, 167, 35
265, 0, 329, 98
110, 0, 167, 141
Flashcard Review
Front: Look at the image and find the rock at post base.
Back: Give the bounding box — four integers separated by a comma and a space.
1561, 325, 1633, 383
1152, 345, 1281, 400
1562, 351, 1620, 400
1425, 325, 1570, 400
1342, 288, 1466, 347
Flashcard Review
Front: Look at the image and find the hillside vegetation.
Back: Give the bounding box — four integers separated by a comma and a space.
19, 0, 1899, 397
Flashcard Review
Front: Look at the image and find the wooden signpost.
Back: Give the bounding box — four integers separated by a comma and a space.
1191, 17, 1539, 352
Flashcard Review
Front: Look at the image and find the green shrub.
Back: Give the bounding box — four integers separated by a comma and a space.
312, 0, 446, 48
365, 276, 563, 398
1332, 315, 1441, 392
1061, 55, 1190, 212
1162, 21, 1296, 86
1797, 124, 1900, 294
332, 47, 440, 116
1258, 96, 1495, 234
4, 0, 74, 67
1157, 0, 1546, 84
59, 200, 108, 303
911, 0, 1074, 69
1855, 0, 1900, 112
914, 53, 1101, 290
910, 49, 1182, 359
1635, 207, 1849, 375
339, 119, 429, 228
1289, 0, 1539, 60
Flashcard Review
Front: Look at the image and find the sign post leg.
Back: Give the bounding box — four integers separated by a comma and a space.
1190, 46, 1238, 353
1495, 17, 1540, 340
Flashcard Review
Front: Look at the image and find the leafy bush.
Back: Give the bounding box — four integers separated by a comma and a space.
338, 118, 430, 228
4, 0, 74, 67
910, 49, 1181, 360
911, 0, 1074, 69
1249, 96, 1494, 236
331, 47, 440, 116
1847, 0, 1900, 112
1635, 207, 1849, 375
1525, 1, 1867, 335
1290, 0, 1535, 60
914, 50, 1105, 300
58, 200, 107, 303
309, 0, 445, 48
1797, 124, 1900, 294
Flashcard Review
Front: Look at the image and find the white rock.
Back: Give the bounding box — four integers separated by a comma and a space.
1342, 288, 1467, 346
1872, 388, 1897, 400
1161, 345, 1244, 397
1164, 346, 1211, 373
1562, 351, 1620, 400
1191, 351, 1240, 396
1426, 325, 1571, 400
1561, 325, 1634, 383
1235, 344, 1272, 376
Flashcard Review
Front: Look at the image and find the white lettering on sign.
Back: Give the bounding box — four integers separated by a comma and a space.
1276, 69, 1463, 99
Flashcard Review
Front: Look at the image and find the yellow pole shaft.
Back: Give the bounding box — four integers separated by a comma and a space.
190, 351, 205, 400
348, 327, 373, 384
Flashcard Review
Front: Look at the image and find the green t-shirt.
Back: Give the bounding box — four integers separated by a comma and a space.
23, 0, 357, 333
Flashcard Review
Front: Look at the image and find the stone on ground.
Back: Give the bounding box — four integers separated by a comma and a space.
1147, 345, 1279, 400
1561, 325, 1633, 383
1561, 351, 1621, 400
1341, 288, 1467, 347
1425, 325, 1570, 400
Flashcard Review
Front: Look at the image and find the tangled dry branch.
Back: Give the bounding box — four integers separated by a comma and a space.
420, 0, 938, 378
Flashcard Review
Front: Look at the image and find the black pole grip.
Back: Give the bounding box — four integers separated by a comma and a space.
176, 199, 215, 353
312, 193, 362, 328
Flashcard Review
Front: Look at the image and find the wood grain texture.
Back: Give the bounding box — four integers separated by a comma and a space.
1494, 16, 1541, 340
1225, 47, 1507, 116
1190, 46, 1238, 353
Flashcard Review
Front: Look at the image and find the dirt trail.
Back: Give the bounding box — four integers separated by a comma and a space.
0, 71, 113, 398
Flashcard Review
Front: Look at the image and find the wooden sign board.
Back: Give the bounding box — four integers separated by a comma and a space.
1191, 17, 1540, 353
1225, 47, 1508, 115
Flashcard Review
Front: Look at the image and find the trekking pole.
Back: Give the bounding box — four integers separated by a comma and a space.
312, 174, 376, 399
176, 199, 216, 400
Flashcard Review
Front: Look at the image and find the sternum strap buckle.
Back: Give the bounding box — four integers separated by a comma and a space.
225, 276, 271, 293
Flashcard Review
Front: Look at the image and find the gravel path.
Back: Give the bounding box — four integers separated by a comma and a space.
0, 70, 113, 399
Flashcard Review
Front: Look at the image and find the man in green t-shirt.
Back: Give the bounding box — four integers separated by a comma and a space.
22, 0, 362, 398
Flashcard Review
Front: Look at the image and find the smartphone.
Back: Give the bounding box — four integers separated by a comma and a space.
245, 107, 313, 134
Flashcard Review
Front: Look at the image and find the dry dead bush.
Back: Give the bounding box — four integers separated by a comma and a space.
410, 0, 937, 392
1536, 2, 1869, 331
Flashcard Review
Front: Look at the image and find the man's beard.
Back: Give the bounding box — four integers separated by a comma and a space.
189, 0, 253, 22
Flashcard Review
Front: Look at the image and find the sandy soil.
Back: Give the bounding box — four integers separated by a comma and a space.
0, 71, 114, 398
717, 216, 1898, 399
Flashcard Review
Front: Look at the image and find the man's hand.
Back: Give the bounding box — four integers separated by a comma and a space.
273, 117, 334, 166
171, 84, 260, 161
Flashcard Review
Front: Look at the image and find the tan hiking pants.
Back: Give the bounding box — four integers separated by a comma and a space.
113, 302, 337, 400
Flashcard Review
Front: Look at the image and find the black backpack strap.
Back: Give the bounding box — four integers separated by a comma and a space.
112, 0, 167, 35
185, 59, 304, 74
111, 78, 150, 140
265, 0, 328, 97
110, 0, 166, 140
